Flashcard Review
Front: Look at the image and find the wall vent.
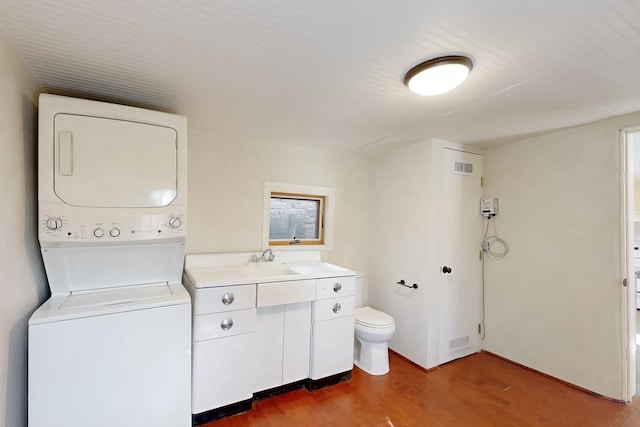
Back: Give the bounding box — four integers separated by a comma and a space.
452, 161, 474, 175
447, 335, 470, 354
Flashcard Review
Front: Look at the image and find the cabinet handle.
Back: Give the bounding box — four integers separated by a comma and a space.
333, 282, 342, 293
220, 318, 234, 330
332, 303, 341, 313
221, 292, 235, 305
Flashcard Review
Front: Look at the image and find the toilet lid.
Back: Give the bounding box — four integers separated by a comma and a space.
355, 306, 394, 328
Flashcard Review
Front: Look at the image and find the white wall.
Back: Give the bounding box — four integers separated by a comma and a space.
0, 32, 47, 426
483, 112, 640, 399
368, 139, 484, 370
186, 128, 370, 272
368, 140, 435, 368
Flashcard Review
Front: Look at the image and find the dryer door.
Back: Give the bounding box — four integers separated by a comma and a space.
53, 114, 177, 208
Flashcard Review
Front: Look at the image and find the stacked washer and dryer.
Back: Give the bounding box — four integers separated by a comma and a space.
29, 95, 191, 427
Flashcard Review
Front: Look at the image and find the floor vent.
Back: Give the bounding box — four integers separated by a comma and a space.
453, 161, 474, 175
448, 335, 470, 354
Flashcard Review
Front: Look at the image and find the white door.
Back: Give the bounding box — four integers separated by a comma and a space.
437, 148, 483, 364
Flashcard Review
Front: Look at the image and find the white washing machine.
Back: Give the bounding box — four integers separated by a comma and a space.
29, 94, 191, 427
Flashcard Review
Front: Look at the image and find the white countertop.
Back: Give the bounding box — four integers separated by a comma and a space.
183, 251, 355, 288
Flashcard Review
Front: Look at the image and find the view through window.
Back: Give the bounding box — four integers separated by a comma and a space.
269, 192, 325, 245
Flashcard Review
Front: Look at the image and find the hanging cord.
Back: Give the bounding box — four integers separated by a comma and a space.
481, 216, 509, 340
483, 217, 509, 259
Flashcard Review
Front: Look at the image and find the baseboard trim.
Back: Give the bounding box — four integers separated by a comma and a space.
253, 380, 307, 402
306, 370, 352, 391
193, 373, 352, 425
192, 398, 253, 426
481, 350, 625, 404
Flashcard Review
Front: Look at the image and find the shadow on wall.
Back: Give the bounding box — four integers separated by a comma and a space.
4, 94, 49, 427
22, 95, 48, 301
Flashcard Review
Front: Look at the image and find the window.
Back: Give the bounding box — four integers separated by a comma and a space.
263, 183, 334, 249
269, 193, 325, 245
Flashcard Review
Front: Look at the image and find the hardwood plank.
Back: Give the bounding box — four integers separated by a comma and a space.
205, 352, 640, 426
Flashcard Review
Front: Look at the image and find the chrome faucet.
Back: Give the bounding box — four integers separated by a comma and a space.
260, 248, 275, 262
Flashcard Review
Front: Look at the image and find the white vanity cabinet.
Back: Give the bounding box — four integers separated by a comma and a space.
186, 283, 257, 415
310, 276, 356, 380
183, 252, 357, 424
254, 279, 315, 393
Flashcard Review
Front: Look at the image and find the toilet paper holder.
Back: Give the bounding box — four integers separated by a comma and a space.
396, 279, 418, 289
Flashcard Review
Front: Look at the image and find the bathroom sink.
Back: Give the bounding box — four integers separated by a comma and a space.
186, 263, 300, 286
287, 262, 353, 277
244, 262, 298, 277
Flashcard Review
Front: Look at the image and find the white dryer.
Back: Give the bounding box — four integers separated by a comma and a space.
29, 94, 191, 427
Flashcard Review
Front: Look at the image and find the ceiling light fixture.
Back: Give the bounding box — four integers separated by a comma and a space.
404, 55, 473, 96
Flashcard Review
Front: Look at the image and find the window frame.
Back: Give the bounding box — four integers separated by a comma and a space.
268, 192, 326, 246
263, 182, 334, 250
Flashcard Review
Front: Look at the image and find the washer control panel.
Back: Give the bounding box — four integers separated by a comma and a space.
39, 208, 186, 244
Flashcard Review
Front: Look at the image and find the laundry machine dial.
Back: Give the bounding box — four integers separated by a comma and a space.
109, 228, 121, 237
168, 217, 182, 228
93, 228, 105, 238
45, 217, 63, 230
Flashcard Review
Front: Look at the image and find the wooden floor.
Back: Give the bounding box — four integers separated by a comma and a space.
206, 351, 640, 427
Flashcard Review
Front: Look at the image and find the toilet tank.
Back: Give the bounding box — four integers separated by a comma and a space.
355, 272, 367, 308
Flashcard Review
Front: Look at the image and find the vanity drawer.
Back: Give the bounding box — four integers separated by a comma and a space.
192, 284, 256, 315
257, 279, 316, 308
313, 295, 355, 321
193, 308, 256, 341
315, 276, 355, 300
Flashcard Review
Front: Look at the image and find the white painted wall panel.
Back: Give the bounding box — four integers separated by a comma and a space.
0, 31, 47, 427
186, 128, 370, 272
368, 140, 438, 368
483, 111, 640, 400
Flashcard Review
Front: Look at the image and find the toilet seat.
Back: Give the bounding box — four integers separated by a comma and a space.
355, 306, 394, 328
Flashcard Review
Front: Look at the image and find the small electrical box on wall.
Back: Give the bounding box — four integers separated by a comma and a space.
480, 198, 499, 217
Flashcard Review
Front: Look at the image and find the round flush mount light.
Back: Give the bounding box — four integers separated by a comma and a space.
404, 55, 473, 96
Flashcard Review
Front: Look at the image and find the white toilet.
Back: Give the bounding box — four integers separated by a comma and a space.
353, 274, 396, 375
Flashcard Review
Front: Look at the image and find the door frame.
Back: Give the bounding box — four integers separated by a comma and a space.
621, 127, 640, 401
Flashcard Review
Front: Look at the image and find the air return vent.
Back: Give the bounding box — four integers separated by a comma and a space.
453, 161, 474, 175
448, 335, 470, 354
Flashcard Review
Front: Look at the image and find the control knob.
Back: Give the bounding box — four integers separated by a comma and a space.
109, 228, 121, 237
168, 217, 182, 228
45, 217, 63, 231
93, 228, 105, 238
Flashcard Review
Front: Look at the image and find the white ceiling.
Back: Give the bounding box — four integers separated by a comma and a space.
1, 0, 639, 152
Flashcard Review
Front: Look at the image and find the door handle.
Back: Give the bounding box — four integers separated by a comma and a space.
442, 266, 452, 274
58, 131, 73, 176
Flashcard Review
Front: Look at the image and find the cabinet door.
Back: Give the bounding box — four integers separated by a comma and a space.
310, 316, 354, 380
282, 302, 311, 384
192, 333, 254, 414
254, 306, 284, 392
